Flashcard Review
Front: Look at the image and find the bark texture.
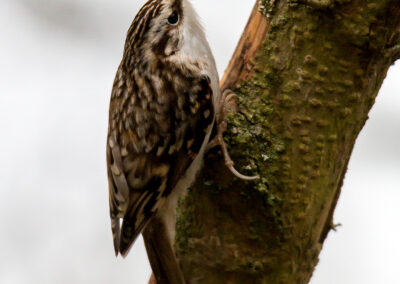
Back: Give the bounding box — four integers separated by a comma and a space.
174, 0, 400, 283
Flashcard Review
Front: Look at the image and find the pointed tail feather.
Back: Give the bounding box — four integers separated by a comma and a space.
119, 217, 150, 257
111, 218, 120, 256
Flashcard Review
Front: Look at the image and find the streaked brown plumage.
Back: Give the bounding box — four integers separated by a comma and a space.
107, 0, 218, 261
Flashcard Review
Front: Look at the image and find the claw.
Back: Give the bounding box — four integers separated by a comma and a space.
208, 89, 260, 181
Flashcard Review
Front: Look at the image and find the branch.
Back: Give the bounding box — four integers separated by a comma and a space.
221, 1, 270, 90
174, 0, 400, 283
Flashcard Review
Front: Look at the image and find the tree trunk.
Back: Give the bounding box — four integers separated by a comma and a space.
174, 0, 400, 283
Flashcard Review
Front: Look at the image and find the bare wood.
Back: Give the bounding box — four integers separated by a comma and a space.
220, 1, 269, 91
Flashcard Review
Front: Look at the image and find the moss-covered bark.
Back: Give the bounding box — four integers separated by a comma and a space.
175, 1, 400, 283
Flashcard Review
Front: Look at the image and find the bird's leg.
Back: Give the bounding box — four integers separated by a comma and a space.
207, 89, 259, 181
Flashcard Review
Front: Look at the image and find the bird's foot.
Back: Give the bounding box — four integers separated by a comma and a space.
207, 89, 259, 181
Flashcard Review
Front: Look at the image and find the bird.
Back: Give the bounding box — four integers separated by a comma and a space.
107, 0, 258, 282
107, 0, 219, 282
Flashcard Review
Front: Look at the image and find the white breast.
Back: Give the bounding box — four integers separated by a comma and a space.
181, 0, 220, 106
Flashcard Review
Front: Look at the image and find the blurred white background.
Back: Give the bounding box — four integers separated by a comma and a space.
0, 0, 398, 283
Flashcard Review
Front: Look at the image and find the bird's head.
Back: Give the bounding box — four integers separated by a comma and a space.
123, 0, 210, 68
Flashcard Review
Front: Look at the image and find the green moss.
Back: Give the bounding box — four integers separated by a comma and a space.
175, 190, 195, 253
260, 0, 277, 17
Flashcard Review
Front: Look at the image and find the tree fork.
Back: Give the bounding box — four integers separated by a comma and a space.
167, 0, 400, 283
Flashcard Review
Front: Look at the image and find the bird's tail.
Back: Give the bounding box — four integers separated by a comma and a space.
112, 217, 141, 257
111, 218, 120, 256
118, 217, 146, 257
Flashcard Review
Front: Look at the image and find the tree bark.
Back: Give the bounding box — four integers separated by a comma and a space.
173, 0, 400, 283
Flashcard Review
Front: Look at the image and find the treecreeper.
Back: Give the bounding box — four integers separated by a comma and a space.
106, 0, 256, 283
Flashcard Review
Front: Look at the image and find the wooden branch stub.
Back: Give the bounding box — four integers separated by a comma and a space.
220, 1, 270, 91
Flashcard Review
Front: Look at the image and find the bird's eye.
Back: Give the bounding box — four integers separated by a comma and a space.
167, 11, 179, 25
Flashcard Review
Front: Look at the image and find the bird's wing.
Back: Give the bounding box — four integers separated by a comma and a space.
107, 67, 214, 257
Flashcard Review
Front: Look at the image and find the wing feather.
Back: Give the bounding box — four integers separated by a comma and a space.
107, 64, 214, 256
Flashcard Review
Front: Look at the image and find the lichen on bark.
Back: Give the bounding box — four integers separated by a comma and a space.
174, 0, 400, 283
